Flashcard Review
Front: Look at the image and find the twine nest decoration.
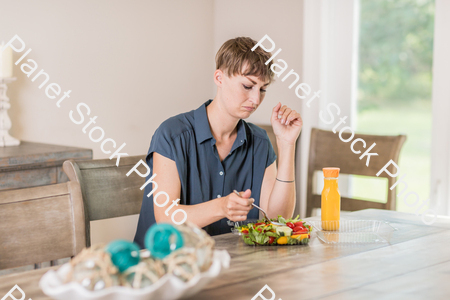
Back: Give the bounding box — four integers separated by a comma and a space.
175, 222, 215, 272
163, 248, 200, 282
122, 258, 165, 289
64, 244, 121, 291
63, 222, 217, 291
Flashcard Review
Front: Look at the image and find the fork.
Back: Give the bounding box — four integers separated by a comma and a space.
233, 190, 283, 225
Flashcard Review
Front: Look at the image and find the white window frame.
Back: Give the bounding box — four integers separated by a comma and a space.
430, 0, 450, 216
299, 0, 358, 217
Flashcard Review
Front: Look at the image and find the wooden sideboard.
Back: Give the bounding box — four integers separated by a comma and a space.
0, 141, 92, 191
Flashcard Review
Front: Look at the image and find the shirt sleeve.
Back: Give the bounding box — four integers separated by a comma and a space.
145, 119, 189, 206
147, 122, 175, 161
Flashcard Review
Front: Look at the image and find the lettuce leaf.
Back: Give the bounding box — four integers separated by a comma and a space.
288, 215, 301, 223
287, 237, 298, 245
277, 216, 286, 224
243, 236, 255, 245
265, 231, 278, 237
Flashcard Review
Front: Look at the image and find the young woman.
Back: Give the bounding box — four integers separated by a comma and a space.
134, 37, 303, 248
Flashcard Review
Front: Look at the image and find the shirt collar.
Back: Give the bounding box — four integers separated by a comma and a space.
230, 120, 248, 151
194, 99, 248, 147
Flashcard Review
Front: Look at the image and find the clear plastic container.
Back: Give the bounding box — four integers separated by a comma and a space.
227, 219, 259, 235
307, 220, 397, 244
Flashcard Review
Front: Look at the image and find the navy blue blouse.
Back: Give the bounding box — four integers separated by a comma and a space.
133, 99, 277, 248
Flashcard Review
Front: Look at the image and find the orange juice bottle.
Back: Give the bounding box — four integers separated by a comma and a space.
321, 167, 340, 231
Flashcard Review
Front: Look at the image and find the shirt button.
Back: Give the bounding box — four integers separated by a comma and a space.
217, 194, 221, 198
219, 171, 224, 176
240, 140, 243, 143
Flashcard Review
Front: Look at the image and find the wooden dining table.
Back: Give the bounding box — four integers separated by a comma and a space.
1, 209, 450, 300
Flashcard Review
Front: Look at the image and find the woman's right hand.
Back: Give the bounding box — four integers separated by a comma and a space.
220, 189, 254, 221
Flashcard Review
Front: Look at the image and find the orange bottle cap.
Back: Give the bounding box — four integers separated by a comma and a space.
323, 167, 340, 177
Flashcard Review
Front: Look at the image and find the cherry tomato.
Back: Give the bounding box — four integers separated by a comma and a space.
257, 228, 262, 233
294, 221, 305, 227
293, 226, 304, 232
241, 229, 248, 234
293, 228, 309, 235
269, 236, 276, 244
255, 222, 265, 226
286, 222, 295, 229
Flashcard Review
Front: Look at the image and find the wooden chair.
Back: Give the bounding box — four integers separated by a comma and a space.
63, 155, 146, 247
0, 182, 86, 270
255, 124, 279, 159
306, 127, 406, 217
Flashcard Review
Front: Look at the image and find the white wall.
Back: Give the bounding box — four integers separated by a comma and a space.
0, 0, 214, 244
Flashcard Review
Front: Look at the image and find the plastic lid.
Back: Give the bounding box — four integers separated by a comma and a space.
323, 167, 340, 177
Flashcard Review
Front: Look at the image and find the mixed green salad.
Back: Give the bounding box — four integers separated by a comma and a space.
237, 215, 312, 246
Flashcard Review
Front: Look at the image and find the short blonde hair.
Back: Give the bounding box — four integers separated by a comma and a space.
215, 37, 275, 85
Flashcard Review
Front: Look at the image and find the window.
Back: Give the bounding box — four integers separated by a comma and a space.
353, 0, 435, 212
300, 0, 449, 217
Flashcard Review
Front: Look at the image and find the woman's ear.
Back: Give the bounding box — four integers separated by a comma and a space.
213, 69, 224, 87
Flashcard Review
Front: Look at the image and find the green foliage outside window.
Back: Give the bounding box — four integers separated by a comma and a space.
358, 0, 434, 112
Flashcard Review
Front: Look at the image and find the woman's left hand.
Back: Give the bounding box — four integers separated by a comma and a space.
271, 102, 303, 145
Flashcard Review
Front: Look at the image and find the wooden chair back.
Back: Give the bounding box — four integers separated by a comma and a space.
0, 182, 86, 270
255, 124, 279, 159
306, 127, 406, 217
63, 155, 146, 247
